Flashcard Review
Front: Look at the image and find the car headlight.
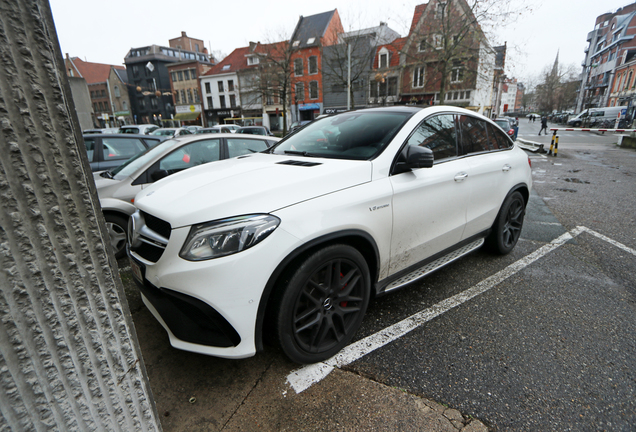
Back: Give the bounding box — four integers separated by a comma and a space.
179, 214, 280, 261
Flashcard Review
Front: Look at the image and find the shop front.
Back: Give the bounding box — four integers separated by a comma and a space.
174, 104, 203, 126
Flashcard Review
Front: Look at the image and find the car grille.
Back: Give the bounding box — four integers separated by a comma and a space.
130, 211, 171, 263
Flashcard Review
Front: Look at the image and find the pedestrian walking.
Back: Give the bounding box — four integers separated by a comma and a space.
539, 115, 548, 135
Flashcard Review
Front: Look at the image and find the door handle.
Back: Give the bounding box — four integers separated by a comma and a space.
502, 164, 511, 172
454, 172, 468, 182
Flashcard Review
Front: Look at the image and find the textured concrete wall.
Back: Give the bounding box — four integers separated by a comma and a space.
0, 1, 161, 430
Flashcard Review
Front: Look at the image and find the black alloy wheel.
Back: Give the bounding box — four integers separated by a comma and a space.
104, 214, 128, 259
486, 191, 525, 255
274, 244, 371, 364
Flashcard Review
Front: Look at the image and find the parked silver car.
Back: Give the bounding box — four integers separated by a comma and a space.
95, 133, 280, 258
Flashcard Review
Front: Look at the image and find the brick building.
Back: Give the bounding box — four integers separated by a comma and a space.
576, 2, 636, 112
65, 56, 131, 127
289, 9, 344, 122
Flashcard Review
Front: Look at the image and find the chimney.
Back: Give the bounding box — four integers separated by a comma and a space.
181, 31, 186, 37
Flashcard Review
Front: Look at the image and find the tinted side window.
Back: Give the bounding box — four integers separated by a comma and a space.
458, 115, 489, 155
487, 123, 512, 150
227, 138, 269, 158
84, 137, 96, 162
158, 139, 221, 175
102, 137, 146, 161
406, 114, 457, 161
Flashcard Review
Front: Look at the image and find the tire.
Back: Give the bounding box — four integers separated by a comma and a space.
486, 191, 526, 255
273, 244, 371, 364
104, 213, 128, 259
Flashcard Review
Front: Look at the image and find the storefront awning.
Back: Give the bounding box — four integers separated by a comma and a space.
174, 112, 200, 121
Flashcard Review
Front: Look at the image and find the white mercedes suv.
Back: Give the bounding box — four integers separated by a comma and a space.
127, 106, 532, 364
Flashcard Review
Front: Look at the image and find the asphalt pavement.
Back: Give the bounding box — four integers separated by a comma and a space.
118, 119, 636, 431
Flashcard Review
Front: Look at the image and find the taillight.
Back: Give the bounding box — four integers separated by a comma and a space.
528, 156, 532, 168
508, 129, 514, 136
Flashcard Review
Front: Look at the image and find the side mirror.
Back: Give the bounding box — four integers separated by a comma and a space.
393, 145, 434, 174
150, 169, 169, 182
406, 145, 434, 169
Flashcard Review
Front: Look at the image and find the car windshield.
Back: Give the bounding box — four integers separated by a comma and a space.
110, 139, 179, 179
271, 111, 412, 160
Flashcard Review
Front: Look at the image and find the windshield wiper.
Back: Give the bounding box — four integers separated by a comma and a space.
283, 150, 318, 157
100, 171, 114, 178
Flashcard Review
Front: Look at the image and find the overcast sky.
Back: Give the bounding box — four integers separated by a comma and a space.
49, 0, 635, 85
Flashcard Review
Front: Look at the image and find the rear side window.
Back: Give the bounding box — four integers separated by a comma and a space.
84, 137, 95, 162
227, 138, 269, 157
406, 114, 457, 161
120, 127, 139, 134
158, 139, 221, 174
458, 115, 489, 155
102, 137, 146, 161
486, 123, 513, 150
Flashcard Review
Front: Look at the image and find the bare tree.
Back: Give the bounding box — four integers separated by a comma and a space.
401, 0, 530, 106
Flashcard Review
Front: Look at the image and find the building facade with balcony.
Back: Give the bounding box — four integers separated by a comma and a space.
576, 2, 636, 113
124, 44, 209, 125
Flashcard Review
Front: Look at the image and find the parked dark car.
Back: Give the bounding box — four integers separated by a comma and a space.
82, 134, 162, 172
494, 118, 516, 140
236, 126, 274, 136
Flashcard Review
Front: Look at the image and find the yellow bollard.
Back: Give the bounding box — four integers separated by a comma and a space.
554, 135, 559, 157
548, 131, 556, 155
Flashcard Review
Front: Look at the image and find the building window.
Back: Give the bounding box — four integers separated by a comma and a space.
122, 101, 127, 111
177, 71, 183, 81
151, 97, 158, 109
93, 103, 99, 112
436, 2, 446, 19
309, 81, 319, 99
387, 76, 397, 95
309, 56, 318, 74
230, 94, 236, 108
295, 82, 305, 101
433, 34, 443, 49
180, 89, 186, 103
294, 58, 303, 76
132, 65, 139, 77
175, 91, 180, 103
247, 56, 259, 65
418, 40, 426, 52
187, 89, 193, 103
205, 82, 211, 93
114, 86, 120, 97
220, 95, 226, 108
451, 67, 464, 82
228, 80, 234, 91
194, 88, 200, 103
207, 96, 213, 108
183, 70, 189, 80
218, 81, 224, 92
465, 90, 471, 99
379, 52, 388, 68
195, 43, 200, 52
413, 67, 424, 88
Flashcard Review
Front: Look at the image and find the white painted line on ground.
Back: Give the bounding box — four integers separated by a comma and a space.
286, 226, 635, 394
577, 226, 636, 256
287, 231, 578, 394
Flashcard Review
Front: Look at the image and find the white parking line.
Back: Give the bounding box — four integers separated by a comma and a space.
286, 226, 634, 394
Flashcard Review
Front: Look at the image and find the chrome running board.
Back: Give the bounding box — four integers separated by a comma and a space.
384, 238, 485, 293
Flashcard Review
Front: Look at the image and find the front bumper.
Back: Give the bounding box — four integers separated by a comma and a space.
128, 225, 300, 359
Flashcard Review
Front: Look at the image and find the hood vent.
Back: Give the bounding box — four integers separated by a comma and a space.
276, 160, 322, 167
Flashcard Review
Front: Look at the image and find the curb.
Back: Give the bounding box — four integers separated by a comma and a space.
516, 138, 545, 153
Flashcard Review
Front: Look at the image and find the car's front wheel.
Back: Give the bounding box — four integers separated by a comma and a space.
273, 244, 371, 364
104, 213, 128, 259
486, 191, 526, 255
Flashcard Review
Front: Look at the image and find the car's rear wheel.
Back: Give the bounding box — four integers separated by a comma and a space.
104, 214, 128, 259
486, 191, 525, 255
274, 244, 370, 364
